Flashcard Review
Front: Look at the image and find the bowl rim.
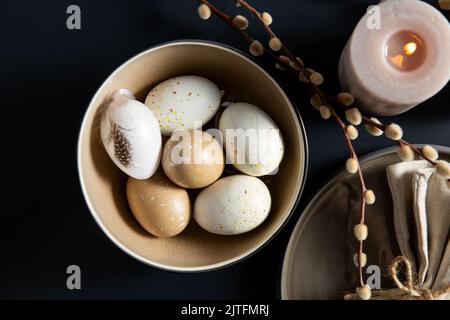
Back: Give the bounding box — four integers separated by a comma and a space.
77, 39, 309, 273
279, 144, 450, 299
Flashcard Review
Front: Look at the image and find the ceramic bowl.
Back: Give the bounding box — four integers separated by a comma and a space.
78, 41, 308, 272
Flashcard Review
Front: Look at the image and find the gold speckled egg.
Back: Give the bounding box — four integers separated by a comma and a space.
126, 170, 191, 237
162, 130, 224, 189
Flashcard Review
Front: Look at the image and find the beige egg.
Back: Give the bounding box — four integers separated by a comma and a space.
162, 130, 224, 189
126, 170, 191, 238
194, 175, 271, 235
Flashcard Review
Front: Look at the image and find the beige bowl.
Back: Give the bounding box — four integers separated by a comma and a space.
77, 41, 308, 272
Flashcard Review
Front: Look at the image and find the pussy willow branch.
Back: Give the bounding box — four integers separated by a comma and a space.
198, 0, 368, 287
328, 94, 439, 166
329, 107, 367, 287
236, 0, 370, 287
234, 0, 298, 62
236, 0, 439, 166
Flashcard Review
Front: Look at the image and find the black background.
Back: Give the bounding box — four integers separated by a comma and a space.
1, 0, 449, 299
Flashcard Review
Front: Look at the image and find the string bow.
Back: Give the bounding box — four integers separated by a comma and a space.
389, 256, 450, 300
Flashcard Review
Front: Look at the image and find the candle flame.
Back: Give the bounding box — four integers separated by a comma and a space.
403, 42, 417, 56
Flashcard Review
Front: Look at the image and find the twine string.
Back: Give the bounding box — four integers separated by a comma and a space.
390, 256, 450, 300
345, 256, 450, 300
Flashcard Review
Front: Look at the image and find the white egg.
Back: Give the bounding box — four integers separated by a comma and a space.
194, 175, 271, 235
145, 75, 221, 136
219, 102, 284, 176
100, 89, 162, 180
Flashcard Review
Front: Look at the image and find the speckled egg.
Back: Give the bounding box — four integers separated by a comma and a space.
145, 75, 221, 136
126, 170, 191, 238
219, 102, 284, 176
162, 130, 224, 189
194, 175, 271, 235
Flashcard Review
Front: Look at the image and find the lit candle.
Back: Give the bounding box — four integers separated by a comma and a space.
339, 0, 450, 116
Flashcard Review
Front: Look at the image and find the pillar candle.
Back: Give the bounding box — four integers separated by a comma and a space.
339, 0, 450, 116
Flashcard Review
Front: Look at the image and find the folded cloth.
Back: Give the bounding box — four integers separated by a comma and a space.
386, 161, 431, 273
386, 160, 450, 299
412, 168, 433, 285
423, 169, 450, 292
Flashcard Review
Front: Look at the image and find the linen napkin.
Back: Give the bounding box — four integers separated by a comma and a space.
386, 161, 431, 272
421, 168, 450, 292
412, 167, 433, 285
386, 160, 450, 299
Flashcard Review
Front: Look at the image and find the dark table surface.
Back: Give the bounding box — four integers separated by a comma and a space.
1, 0, 449, 299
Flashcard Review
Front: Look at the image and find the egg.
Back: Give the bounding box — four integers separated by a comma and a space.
219, 102, 284, 176
100, 89, 162, 180
145, 75, 221, 136
194, 175, 271, 235
162, 130, 224, 189
126, 170, 191, 238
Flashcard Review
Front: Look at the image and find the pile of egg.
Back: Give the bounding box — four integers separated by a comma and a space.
100, 76, 284, 237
